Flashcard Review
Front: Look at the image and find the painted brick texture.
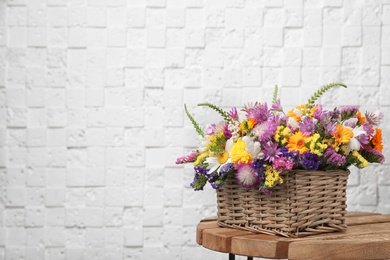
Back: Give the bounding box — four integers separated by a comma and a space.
0, 0, 389, 259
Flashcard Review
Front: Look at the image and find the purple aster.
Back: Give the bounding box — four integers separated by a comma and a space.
300, 152, 321, 170
323, 146, 346, 167
262, 141, 281, 162
245, 105, 260, 120
258, 103, 272, 122
365, 111, 384, 126
227, 107, 239, 120
252, 121, 276, 142
363, 123, 374, 136
328, 108, 341, 120
299, 117, 315, 136
323, 121, 337, 135
313, 105, 325, 121
271, 99, 283, 112
356, 134, 369, 146
245, 102, 271, 123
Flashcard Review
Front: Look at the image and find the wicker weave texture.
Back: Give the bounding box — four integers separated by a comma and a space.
216, 170, 350, 237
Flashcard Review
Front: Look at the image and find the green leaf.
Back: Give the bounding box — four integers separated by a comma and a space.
197, 102, 232, 123
272, 84, 279, 104
306, 82, 348, 110
184, 104, 204, 137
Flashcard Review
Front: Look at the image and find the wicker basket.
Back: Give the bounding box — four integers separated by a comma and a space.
216, 169, 350, 238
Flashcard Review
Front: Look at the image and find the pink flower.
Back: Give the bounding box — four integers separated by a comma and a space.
235, 164, 260, 190
176, 151, 199, 164
227, 107, 239, 120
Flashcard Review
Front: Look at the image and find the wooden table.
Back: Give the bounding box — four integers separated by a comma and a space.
197, 212, 390, 260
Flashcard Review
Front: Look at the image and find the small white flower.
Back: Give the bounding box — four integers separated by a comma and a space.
205, 138, 234, 174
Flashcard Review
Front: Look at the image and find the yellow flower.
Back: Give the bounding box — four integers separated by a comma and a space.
193, 152, 209, 166
274, 125, 291, 145
352, 151, 369, 168
264, 166, 283, 188
230, 139, 252, 165
287, 131, 309, 154
307, 133, 327, 156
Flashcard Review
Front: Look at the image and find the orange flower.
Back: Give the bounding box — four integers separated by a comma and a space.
287, 131, 309, 154
239, 119, 257, 133
357, 111, 366, 124
372, 128, 383, 152
332, 125, 353, 147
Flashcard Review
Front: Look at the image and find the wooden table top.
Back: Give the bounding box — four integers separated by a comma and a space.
197, 212, 390, 260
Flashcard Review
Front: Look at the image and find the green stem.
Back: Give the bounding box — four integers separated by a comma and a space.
306, 82, 348, 111
197, 103, 232, 123
184, 104, 204, 137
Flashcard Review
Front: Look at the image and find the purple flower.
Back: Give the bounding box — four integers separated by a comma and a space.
356, 134, 369, 146
271, 99, 283, 112
365, 111, 384, 126
252, 159, 265, 183
324, 146, 346, 167
245, 102, 271, 123
340, 106, 359, 121
299, 117, 315, 136
262, 141, 281, 162
222, 123, 232, 139
280, 146, 299, 161
363, 124, 374, 136
228, 107, 239, 120
253, 121, 276, 142
313, 105, 325, 121
219, 163, 235, 177
361, 149, 385, 164
300, 152, 321, 170
206, 124, 216, 135
190, 166, 209, 190
323, 121, 337, 135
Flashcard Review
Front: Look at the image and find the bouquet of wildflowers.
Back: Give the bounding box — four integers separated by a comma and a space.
176, 83, 385, 193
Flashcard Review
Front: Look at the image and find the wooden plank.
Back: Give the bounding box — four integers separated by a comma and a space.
231, 234, 290, 259
197, 214, 390, 259
196, 220, 219, 245
346, 212, 380, 217
289, 232, 390, 260
347, 214, 390, 226
202, 228, 253, 253
229, 221, 390, 258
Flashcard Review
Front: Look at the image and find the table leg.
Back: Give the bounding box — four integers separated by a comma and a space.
247, 257, 253, 260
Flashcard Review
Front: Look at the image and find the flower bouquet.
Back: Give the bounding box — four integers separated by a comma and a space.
176, 82, 385, 237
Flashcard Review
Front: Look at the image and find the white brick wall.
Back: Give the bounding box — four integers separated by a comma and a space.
0, 0, 389, 259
